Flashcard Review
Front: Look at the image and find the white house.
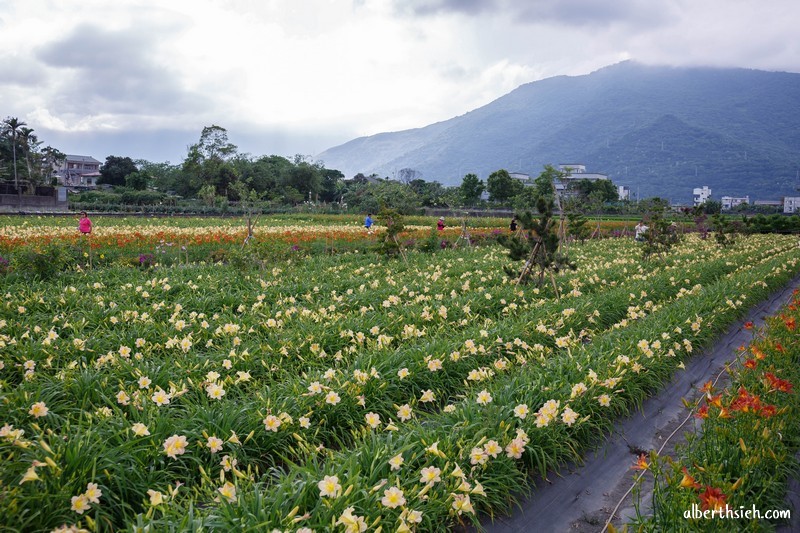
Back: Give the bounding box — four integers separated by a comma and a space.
721, 195, 749, 210
618, 185, 630, 201
784, 197, 800, 214
554, 164, 609, 197
509, 172, 530, 184
693, 186, 712, 206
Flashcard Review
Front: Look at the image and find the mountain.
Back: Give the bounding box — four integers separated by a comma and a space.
316, 62, 800, 203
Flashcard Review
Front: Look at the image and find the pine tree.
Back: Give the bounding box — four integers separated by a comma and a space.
498, 196, 575, 292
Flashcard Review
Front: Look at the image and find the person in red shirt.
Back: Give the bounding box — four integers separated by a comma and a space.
437, 216, 445, 231
78, 212, 92, 234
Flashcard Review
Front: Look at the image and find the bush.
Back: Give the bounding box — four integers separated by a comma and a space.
13, 243, 77, 279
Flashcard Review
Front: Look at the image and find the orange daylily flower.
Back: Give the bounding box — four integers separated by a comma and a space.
764, 372, 794, 393
679, 467, 701, 489
706, 393, 723, 408
743, 358, 757, 369
699, 486, 727, 512
751, 346, 767, 360
632, 453, 649, 471
695, 405, 709, 419
759, 404, 777, 417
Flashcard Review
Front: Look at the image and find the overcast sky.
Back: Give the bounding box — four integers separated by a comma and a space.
2, 0, 799, 165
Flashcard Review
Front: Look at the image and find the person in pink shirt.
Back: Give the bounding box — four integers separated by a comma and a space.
78, 212, 92, 234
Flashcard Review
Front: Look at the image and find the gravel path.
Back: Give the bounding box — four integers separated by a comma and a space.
481, 275, 800, 533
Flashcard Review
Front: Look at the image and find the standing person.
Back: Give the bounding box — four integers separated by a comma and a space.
634, 220, 648, 242
510, 216, 518, 232
364, 213, 373, 231
437, 216, 445, 231
78, 212, 92, 235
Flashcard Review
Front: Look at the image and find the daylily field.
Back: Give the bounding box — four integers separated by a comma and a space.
1, 215, 799, 532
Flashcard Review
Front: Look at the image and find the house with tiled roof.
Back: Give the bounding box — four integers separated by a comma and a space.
56, 155, 101, 187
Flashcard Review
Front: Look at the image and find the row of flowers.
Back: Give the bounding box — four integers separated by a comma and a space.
630, 289, 800, 530
139, 239, 800, 531
0, 234, 798, 531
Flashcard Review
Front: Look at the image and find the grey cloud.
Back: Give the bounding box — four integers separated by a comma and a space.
0, 53, 48, 87
515, 0, 673, 27
35, 23, 205, 117
392, 0, 499, 16
394, 0, 673, 28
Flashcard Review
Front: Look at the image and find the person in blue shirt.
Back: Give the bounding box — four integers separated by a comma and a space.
364, 213, 373, 230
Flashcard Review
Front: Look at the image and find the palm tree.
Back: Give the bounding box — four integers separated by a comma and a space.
3, 117, 26, 192
18, 126, 39, 183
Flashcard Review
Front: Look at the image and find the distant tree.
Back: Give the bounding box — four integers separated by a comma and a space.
511, 186, 540, 211
459, 173, 485, 206
192, 125, 237, 160
282, 159, 322, 203
487, 169, 524, 203
637, 197, 671, 214
569, 178, 618, 203
397, 168, 421, 184
18, 126, 40, 181
135, 160, 182, 193
2, 117, 26, 190
409, 179, 449, 207
703, 200, 722, 215
41, 146, 66, 184
320, 168, 345, 203
197, 184, 217, 207
532, 165, 560, 201
498, 195, 575, 289
343, 180, 421, 215
243, 155, 293, 200
125, 171, 150, 191
182, 125, 239, 197
99, 155, 138, 186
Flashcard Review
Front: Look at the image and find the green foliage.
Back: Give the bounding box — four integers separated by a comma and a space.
459, 173, 485, 206
12, 242, 77, 279
124, 171, 150, 191
498, 196, 575, 286
487, 169, 524, 204
511, 186, 541, 211
319, 168, 345, 203
742, 214, 800, 234
375, 208, 406, 258
566, 212, 591, 243
343, 181, 422, 215
417, 228, 443, 253
711, 214, 736, 247
99, 156, 138, 186
567, 178, 618, 203
641, 209, 683, 261
119, 189, 168, 205
702, 199, 722, 215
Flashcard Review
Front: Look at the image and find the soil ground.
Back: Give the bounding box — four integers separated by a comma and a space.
479, 275, 800, 533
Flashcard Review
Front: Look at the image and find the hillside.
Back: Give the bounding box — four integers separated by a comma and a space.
316, 62, 800, 203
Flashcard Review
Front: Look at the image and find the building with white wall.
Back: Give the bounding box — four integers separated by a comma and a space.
693, 186, 712, 206
554, 164, 609, 197
784, 197, 800, 214
618, 185, 630, 201
721, 195, 749, 210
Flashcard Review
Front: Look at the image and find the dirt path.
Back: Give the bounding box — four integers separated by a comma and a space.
481, 276, 800, 533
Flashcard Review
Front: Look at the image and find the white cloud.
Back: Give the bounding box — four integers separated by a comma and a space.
0, 0, 798, 162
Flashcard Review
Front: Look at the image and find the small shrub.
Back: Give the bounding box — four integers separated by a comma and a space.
13, 243, 77, 279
